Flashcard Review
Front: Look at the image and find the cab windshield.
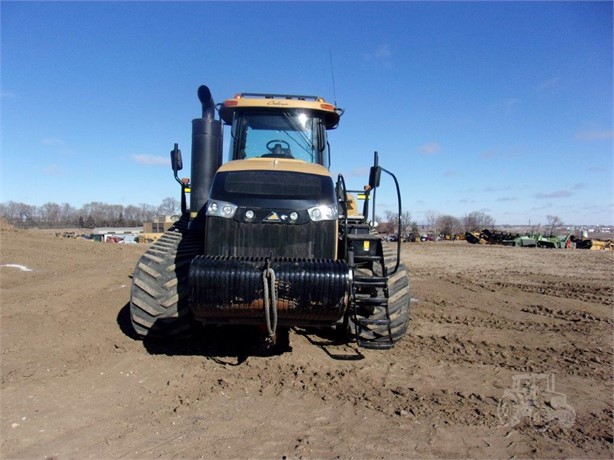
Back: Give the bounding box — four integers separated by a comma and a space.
231, 110, 328, 166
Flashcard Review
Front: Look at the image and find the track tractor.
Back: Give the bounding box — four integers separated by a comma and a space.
130, 85, 410, 350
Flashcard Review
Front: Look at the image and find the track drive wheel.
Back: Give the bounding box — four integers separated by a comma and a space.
130, 217, 202, 338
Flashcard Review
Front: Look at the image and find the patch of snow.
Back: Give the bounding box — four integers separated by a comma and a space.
1, 264, 33, 272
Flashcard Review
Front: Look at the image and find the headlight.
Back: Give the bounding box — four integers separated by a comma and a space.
308, 205, 338, 222
206, 200, 237, 219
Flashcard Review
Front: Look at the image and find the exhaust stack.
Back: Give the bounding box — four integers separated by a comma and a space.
190, 85, 223, 216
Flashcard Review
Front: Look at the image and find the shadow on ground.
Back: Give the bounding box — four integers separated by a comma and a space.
117, 302, 292, 362
117, 303, 364, 362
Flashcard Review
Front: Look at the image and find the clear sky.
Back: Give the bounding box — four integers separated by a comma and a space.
2, 1, 612, 226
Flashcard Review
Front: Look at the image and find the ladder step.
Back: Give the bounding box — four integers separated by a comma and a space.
354, 296, 388, 305
354, 275, 387, 282
353, 278, 387, 288
353, 255, 382, 262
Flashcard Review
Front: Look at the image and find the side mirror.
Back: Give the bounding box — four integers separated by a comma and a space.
170, 143, 183, 172
368, 166, 381, 189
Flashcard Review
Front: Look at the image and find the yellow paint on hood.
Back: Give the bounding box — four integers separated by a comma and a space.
217, 158, 332, 177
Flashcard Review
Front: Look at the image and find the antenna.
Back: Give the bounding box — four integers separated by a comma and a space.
329, 48, 338, 106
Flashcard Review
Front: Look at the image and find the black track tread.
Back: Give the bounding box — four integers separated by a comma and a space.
350, 233, 410, 343
129, 217, 202, 338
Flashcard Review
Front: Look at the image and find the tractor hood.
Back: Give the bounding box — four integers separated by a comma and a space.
217, 158, 331, 177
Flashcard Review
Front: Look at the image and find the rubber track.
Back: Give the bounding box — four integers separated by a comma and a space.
130, 218, 203, 338
350, 234, 411, 343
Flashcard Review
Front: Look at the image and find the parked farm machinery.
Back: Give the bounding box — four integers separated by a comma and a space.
465, 229, 593, 249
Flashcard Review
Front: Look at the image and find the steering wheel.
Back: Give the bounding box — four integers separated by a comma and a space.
266, 139, 291, 153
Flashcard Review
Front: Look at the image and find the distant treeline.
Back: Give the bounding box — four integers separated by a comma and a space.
377, 210, 565, 239
377, 210, 497, 239
0, 197, 180, 229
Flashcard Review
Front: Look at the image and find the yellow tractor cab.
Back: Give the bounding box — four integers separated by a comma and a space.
219, 93, 340, 164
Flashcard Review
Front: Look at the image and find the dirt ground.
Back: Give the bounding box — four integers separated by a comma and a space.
1, 223, 612, 459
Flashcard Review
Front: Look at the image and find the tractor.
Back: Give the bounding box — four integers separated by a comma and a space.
130, 85, 410, 350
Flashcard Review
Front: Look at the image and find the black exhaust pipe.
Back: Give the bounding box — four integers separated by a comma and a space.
190, 85, 223, 218
197, 85, 216, 120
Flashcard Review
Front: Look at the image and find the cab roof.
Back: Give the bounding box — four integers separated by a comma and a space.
219, 92, 341, 129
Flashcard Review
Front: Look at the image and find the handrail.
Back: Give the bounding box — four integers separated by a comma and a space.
378, 165, 402, 275
336, 174, 349, 261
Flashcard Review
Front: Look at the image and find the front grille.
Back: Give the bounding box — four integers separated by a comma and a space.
205, 217, 336, 259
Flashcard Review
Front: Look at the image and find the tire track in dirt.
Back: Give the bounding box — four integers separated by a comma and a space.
493, 281, 613, 306
164, 359, 503, 429
414, 263, 614, 307
414, 310, 612, 334
516, 408, 614, 453
395, 335, 612, 382
521, 304, 614, 326
424, 297, 506, 318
